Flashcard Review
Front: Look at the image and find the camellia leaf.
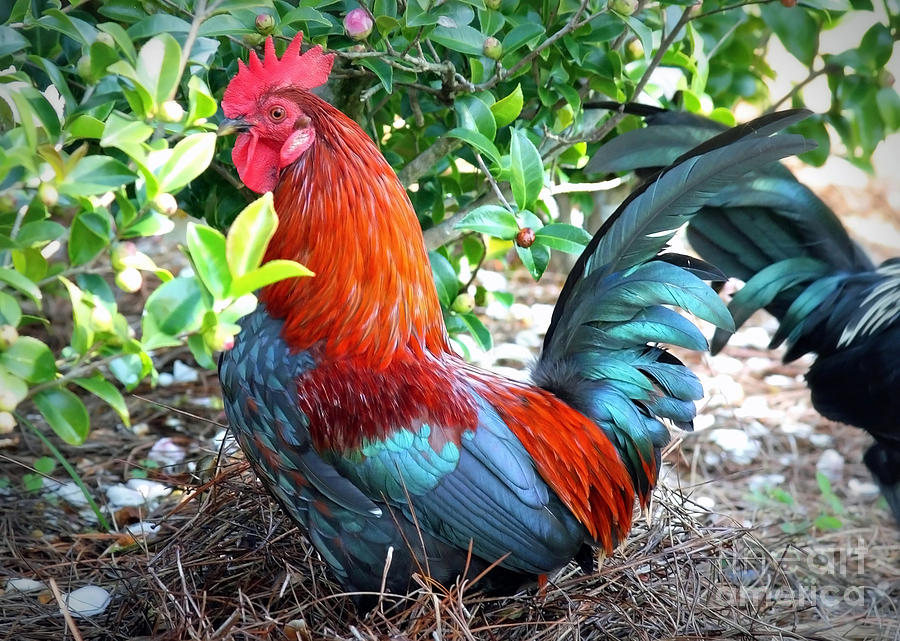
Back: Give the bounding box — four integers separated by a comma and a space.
59, 156, 136, 197
454, 205, 519, 240
33, 387, 90, 446
0, 267, 42, 305
226, 192, 278, 278
490, 84, 524, 128
69, 211, 111, 266
509, 129, 543, 211
135, 33, 182, 108
73, 376, 130, 427
0, 25, 29, 56
430, 24, 485, 55
157, 132, 216, 193
457, 312, 493, 351
144, 276, 209, 336
100, 112, 154, 149
186, 76, 217, 124
186, 223, 231, 298
534, 223, 591, 254
515, 242, 550, 280
0, 336, 56, 383
228, 260, 313, 298
456, 95, 497, 141
445, 128, 502, 166
429, 251, 459, 307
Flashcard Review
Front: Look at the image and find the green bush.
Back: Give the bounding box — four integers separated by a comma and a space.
0, 0, 896, 506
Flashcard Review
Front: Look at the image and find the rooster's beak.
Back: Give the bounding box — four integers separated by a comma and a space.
217, 117, 251, 137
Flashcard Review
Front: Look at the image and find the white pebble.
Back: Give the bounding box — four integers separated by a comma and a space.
848, 478, 881, 500
764, 374, 796, 387
705, 375, 745, 407
62, 585, 110, 618
514, 329, 542, 348
809, 433, 833, 448
731, 326, 773, 350
5, 578, 46, 593
709, 354, 744, 375
44, 480, 90, 506
125, 521, 160, 538
747, 473, 786, 492
172, 360, 198, 383
105, 485, 146, 507
147, 437, 186, 466
780, 422, 813, 438
710, 428, 760, 464
816, 449, 844, 483
693, 413, 715, 431
125, 478, 170, 501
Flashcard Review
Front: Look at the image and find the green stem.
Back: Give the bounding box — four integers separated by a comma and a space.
17, 413, 112, 531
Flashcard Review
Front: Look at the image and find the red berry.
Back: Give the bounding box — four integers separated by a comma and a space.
516, 227, 536, 248
780, 0, 797, 7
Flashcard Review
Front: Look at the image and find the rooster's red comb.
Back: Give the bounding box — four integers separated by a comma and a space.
222, 32, 334, 118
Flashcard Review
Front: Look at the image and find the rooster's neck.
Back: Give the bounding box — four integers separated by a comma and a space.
260, 102, 451, 367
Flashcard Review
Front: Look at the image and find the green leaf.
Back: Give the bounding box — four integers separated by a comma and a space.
33, 388, 90, 446
455, 205, 519, 240
0, 267, 42, 305
429, 251, 459, 307
228, 260, 313, 298
0, 292, 22, 326
157, 132, 216, 193
34, 456, 56, 476
109, 353, 148, 390
135, 33, 182, 108
59, 156, 136, 197
509, 129, 543, 211
69, 211, 111, 266
186, 76, 217, 124
501, 23, 545, 56
0, 368, 28, 406
100, 112, 154, 149
0, 25, 29, 56
121, 211, 175, 238
430, 24, 485, 55
98, 22, 137, 63
226, 193, 278, 278
127, 14, 192, 38
10, 86, 61, 140
67, 115, 105, 139
445, 127, 502, 165
457, 95, 496, 141
515, 242, 550, 280
358, 58, 394, 94
457, 312, 492, 351
859, 23, 892, 69
534, 223, 591, 254
37, 10, 98, 46
281, 6, 332, 26
876, 86, 900, 130
186, 223, 231, 298
15, 221, 65, 248
73, 376, 130, 427
144, 276, 209, 336
0, 336, 56, 383
490, 84, 524, 127
813, 515, 843, 531
759, 4, 818, 67
619, 14, 653, 63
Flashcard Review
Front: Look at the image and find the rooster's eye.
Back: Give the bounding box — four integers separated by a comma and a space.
269, 106, 286, 121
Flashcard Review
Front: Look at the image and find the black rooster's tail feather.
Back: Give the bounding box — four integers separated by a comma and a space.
864, 442, 900, 527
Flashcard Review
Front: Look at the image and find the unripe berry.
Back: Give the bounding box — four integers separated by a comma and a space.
95, 32, 115, 48
242, 33, 265, 47
0, 325, 19, 349
204, 325, 236, 352
344, 8, 373, 41
451, 293, 475, 314
0, 411, 15, 434
152, 192, 178, 215
38, 183, 58, 207
110, 242, 137, 271
91, 305, 113, 332
76, 55, 93, 81
484, 0, 502, 9
0, 389, 18, 412
255, 13, 275, 34
879, 70, 895, 88
482, 36, 502, 60
608, 0, 638, 15
115, 267, 143, 293
515, 227, 536, 248
159, 100, 184, 123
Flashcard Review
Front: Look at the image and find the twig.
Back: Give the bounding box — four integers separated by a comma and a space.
397, 137, 462, 187
48, 577, 85, 641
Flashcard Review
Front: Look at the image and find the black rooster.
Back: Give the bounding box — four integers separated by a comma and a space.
587, 103, 900, 526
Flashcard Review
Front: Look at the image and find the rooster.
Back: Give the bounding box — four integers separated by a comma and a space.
588, 103, 900, 526
215, 34, 812, 599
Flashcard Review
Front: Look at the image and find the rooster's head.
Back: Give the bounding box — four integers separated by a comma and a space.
219, 33, 334, 193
